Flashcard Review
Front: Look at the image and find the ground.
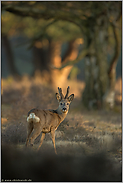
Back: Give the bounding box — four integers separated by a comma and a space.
1, 75, 122, 181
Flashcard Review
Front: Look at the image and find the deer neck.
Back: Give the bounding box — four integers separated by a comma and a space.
56, 107, 68, 122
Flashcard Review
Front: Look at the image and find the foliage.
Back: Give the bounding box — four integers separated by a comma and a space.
2, 10, 82, 43
2, 1, 121, 65
2, 1, 121, 44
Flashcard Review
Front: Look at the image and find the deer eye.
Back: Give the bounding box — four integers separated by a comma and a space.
60, 102, 63, 105
67, 103, 69, 105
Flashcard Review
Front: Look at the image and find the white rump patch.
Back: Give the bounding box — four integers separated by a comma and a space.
27, 113, 40, 123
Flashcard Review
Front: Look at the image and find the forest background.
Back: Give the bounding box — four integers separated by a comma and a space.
1, 2, 122, 181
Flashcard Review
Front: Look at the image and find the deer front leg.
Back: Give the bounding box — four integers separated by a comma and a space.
50, 129, 57, 154
37, 132, 45, 151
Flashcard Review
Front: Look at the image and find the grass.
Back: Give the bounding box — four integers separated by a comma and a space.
1, 75, 122, 181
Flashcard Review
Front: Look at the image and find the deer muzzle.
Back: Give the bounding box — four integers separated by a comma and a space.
62, 107, 67, 113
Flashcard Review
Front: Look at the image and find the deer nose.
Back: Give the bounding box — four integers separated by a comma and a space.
63, 107, 67, 111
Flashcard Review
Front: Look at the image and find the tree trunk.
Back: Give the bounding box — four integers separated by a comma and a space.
2, 34, 20, 77
103, 23, 121, 108
32, 39, 80, 88
47, 39, 79, 88
82, 15, 109, 109
32, 40, 49, 76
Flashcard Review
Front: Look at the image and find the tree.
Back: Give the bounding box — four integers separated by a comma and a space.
2, 34, 20, 77
103, 22, 121, 109
1, 3, 82, 87
2, 1, 122, 108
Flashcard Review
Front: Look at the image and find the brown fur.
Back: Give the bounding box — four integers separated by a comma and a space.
26, 86, 74, 154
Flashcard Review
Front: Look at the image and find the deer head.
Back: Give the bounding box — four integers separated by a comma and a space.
56, 86, 74, 113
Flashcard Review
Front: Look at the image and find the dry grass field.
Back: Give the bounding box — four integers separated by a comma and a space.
1, 76, 122, 181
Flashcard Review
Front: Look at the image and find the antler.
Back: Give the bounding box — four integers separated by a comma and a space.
65, 86, 70, 99
58, 87, 64, 99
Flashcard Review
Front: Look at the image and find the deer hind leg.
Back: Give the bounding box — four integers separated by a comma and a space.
50, 129, 57, 154
26, 122, 33, 147
30, 123, 42, 146
37, 132, 45, 151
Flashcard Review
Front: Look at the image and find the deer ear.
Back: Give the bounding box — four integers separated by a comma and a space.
56, 93, 61, 102
68, 94, 74, 102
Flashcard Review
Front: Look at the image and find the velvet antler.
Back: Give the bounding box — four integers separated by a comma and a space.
64, 86, 70, 99
58, 87, 64, 99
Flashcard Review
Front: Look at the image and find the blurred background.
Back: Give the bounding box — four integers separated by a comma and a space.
1, 2, 122, 181
1, 1, 122, 109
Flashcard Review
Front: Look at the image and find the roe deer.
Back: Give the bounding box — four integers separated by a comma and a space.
26, 86, 74, 154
